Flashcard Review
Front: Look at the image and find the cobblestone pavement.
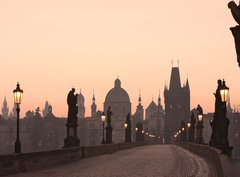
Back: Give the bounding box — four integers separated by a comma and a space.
8, 145, 217, 177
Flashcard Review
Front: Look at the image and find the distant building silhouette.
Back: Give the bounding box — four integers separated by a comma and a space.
91, 93, 97, 117
134, 93, 144, 123
144, 94, 165, 141
77, 90, 85, 118
42, 101, 50, 117
164, 66, 190, 143
1, 96, 9, 119
104, 78, 131, 143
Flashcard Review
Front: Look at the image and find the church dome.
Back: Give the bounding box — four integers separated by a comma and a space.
105, 78, 130, 103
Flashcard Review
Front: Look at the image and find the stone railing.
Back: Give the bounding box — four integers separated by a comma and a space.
178, 142, 233, 177
0, 143, 145, 176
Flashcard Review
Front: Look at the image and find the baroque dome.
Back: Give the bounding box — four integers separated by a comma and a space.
105, 78, 130, 103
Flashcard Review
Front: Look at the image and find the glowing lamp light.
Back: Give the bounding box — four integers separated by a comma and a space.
101, 112, 106, 122
182, 127, 185, 131
198, 114, 203, 122
220, 80, 229, 103
187, 123, 191, 128
13, 82, 23, 104
124, 123, 127, 128
135, 128, 138, 131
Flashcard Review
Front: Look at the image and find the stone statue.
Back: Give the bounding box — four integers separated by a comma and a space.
107, 106, 113, 125
196, 104, 203, 115
228, 1, 240, 67
67, 88, 78, 124
64, 88, 80, 148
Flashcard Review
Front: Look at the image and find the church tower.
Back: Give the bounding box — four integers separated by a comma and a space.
2, 96, 9, 119
164, 66, 190, 143
136, 92, 144, 122
91, 92, 97, 117
77, 90, 85, 118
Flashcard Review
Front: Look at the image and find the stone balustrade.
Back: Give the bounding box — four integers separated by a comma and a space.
178, 142, 233, 177
0, 143, 145, 176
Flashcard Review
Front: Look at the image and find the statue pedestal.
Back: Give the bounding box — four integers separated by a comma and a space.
105, 125, 113, 144
63, 123, 80, 148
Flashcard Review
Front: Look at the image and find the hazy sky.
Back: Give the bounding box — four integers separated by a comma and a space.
0, 0, 239, 117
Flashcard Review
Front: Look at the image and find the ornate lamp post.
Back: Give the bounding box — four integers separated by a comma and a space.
189, 111, 196, 143
196, 113, 204, 144
210, 79, 232, 155
187, 123, 191, 142
101, 112, 106, 144
135, 122, 144, 142
13, 82, 23, 153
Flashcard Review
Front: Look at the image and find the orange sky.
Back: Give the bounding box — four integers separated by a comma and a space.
0, 0, 239, 118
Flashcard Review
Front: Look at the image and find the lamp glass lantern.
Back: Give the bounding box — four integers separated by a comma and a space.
220, 80, 229, 102
187, 123, 191, 128
135, 127, 138, 131
198, 114, 203, 122
13, 83, 23, 104
182, 127, 185, 131
101, 113, 106, 122
124, 123, 127, 128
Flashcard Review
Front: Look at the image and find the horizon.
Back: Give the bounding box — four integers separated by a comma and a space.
0, 0, 239, 117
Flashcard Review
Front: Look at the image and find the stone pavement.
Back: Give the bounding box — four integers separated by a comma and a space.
7, 145, 217, 177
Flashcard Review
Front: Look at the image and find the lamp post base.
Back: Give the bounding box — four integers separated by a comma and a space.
15, 140, 21, 153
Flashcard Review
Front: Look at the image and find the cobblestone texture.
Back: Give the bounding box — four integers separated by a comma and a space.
7, 145, 218, 177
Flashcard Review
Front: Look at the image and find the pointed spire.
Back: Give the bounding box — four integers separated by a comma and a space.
164, 81, 168, 91
92, 90, 95, 103
186, 78, 190, 90
138, 89, 142, 104
158, 90, 161, 105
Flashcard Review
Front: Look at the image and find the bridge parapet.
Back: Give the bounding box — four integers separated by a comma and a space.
0, 143, 145, 176
178, 142, 233, 177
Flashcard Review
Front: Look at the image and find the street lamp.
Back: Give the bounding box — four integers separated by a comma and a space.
196, 114, 204, 144
210, 79, 232, 155
101, 112, 106, 144
124, 123, 127, 129
187, 123, 191, 142
13, 82, 23, 153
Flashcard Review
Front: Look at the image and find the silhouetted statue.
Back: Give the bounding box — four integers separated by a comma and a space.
228, 1, 240, 67
67, 88, 78, 124
64, 88, 80, 148
197, 104, 203, 115
105, 106, 113, 144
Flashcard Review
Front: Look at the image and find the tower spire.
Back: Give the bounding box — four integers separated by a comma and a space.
138, 89, 142, 104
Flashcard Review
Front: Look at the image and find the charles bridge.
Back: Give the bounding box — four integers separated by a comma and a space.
0, 142, 239, 177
